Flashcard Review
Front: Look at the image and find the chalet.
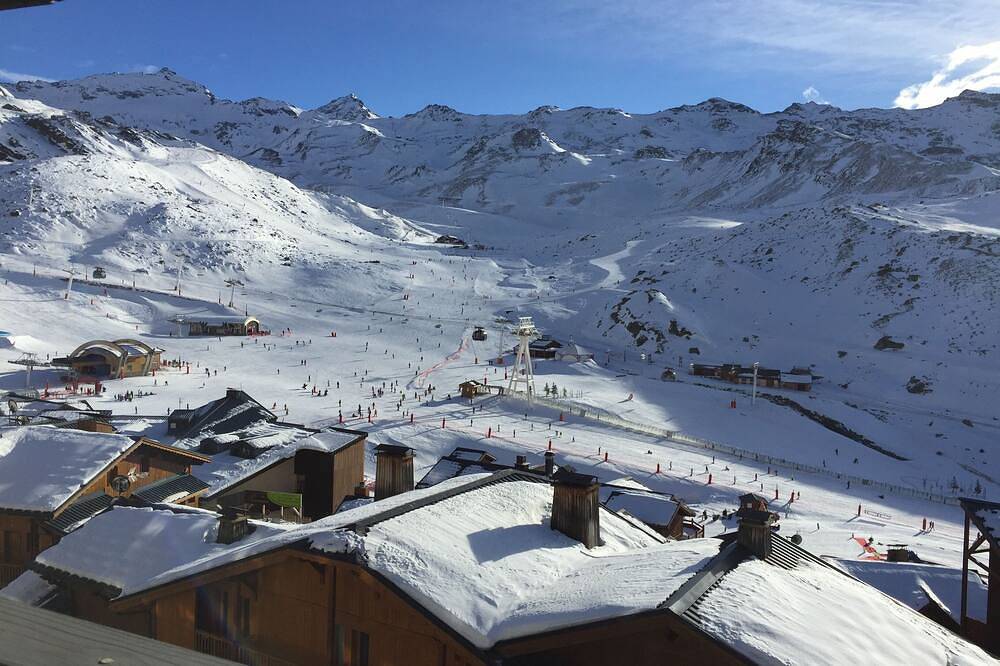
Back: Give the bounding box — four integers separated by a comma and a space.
0, 426, 209, 587
172, 315, 263, 337
198, 428, 367, 522
528, 336, 562, 359
459, 380, 486, 399
601, 486, 702, 540
555, 343, 595, 363
169, 389, 282, 445
51, 338, 162, 380
7, 472, 991, 665
416, 447, 510, 489
690, 363, 813, 392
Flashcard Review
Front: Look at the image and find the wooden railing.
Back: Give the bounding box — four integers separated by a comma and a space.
195, 630, 298, 666
0, 564, 24, 588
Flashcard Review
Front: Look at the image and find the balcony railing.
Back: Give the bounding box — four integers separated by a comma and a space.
0, 564, 24, 588
195, 630, 298, 666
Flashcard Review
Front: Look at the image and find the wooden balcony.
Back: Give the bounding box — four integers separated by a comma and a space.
0, 564, 24, 588
195, 630, 298, 666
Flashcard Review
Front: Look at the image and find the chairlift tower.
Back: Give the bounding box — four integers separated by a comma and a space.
225, 278, 243, 308
9, 352, 46, 388
62, 267, 75, 300
507, 316, 539, 400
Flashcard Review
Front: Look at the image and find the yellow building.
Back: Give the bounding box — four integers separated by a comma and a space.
52, 339, 162, 379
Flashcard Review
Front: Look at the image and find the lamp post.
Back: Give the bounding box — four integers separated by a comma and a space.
752, 361, 759, 406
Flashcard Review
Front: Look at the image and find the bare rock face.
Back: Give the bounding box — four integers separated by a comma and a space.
874, 335, 905, 351
906, 376, 932, 394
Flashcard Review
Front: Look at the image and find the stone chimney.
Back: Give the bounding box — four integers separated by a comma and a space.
514, 455, 529, 471
216, 506, 254, 545
736, 493, 776, 559
375, 444, 415, 500
550, 469, 601, 549
544, 450, 555, 477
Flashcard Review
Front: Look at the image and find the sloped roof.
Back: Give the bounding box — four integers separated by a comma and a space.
602, 488, 681, 527
689, 558, 992, 664
831, 558, 989, 624
30, 471, 717, 649
170, 389, 277, 441
0, 427, 137, 513
199, 428, 365, 497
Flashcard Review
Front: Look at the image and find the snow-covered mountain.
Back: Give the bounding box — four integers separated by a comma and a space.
4, 70, 1000, 430
2, 70, 1000, 564
13, 70, 1000, 221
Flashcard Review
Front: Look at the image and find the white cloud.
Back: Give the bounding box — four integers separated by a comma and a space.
894, 41, 1000, 109
490, 0, 1000, 75
128, 64, 161, 75
0, 68, 53, 83
802, 86, 828, 104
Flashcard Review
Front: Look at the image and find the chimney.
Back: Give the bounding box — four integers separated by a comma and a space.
550, 469, 601, 549
216, 505, 254, 545
544, 450, 555, 477
514, 455, 529, 471
375, 444, 414, 500
736, 493, 776, 559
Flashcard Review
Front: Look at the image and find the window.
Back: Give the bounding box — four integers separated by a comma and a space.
195, 588, 228, 636
236, 595, 251, 638
140, 456, 150, 473
2, 531, 23, 564
335, 627, 370, 666
335, 625, 345, 666
351, 630, 369, 666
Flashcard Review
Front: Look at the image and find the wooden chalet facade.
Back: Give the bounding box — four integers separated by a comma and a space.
689, 363, 813, 392
200, 428, 367, 522
26, 472, 746, 666
0, 430, 208, 588
174, 315, 263, 337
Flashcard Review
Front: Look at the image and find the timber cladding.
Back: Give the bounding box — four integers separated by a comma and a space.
56, 545, 750, 666
106, 552, 483, 665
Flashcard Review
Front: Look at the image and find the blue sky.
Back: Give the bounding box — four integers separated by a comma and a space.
3, 0, 1000, 115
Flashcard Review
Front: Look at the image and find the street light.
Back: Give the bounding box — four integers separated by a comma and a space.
752, 361, 759, 406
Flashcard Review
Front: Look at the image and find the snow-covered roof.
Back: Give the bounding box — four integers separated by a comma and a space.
30, 472, 719, 649
780, 373, 813, 384
174, 314, 258, 325
831, 558, 988, 624
199, 428, 364, 496
0, 571, 57, 606
33, 506, 292, 597
0, 427, 138, 512
602, 488, 680, 527
337, 479, 712, 647
690, 559, 993, 665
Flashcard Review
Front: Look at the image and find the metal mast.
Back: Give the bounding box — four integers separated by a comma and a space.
507, 316, 539, 400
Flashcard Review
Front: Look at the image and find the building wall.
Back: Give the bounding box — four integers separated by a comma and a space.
77, 448, 192, 499
137, 556, 480, 665
332, 440, 365, 512
497, 612, 745, 666
0, 514, 55, 586
205, 458, 300, 515
72, 586, 152, 636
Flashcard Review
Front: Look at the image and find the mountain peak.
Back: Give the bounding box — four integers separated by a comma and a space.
314, 93, 378, 121
406, 104, 464, 121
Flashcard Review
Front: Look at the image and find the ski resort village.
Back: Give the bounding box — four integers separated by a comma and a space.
2, 3, 1000, 664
